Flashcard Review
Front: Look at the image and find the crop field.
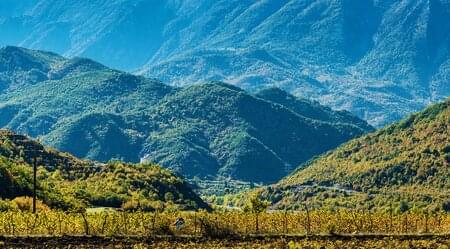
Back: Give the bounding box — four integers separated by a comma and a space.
0, 210, 448, 248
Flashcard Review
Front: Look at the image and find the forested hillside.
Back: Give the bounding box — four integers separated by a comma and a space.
258, 98, 450, 211
0, 129, 209, 211
0, 47, 372, 184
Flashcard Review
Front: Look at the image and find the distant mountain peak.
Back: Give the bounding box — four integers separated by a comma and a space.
0, 45, 63, 63
50, 57, 109, 79
1, 1, 449, 126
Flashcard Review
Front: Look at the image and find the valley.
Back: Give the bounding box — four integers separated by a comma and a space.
0, 46, 448, 215
0, 1, 449, 248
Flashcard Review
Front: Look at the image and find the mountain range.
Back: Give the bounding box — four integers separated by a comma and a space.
0, 46, 372, 184
258, 97, 449, 211
0, 0, 449, 127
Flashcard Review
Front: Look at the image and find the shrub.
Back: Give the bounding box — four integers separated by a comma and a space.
90, 193, 124, 208
122, 200, 140, 212
199, 217, 237, 238
0, 199, 17, 211
139, 199, 157, 212
12, 196, 49, 212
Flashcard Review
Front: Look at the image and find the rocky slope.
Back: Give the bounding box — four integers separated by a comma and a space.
1, 0, 449, 126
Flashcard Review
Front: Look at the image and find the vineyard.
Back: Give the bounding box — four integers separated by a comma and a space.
0, 210, 448, 248
0, 210, 448, 236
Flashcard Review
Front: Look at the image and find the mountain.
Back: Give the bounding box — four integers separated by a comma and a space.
137, 82, 372, 183
0, 46, 172, 137
258, 98, 450, 211
255, 88, 374, 132
0, 129, 209, 211
1, 0, 449, 127
0, 46, 372, 184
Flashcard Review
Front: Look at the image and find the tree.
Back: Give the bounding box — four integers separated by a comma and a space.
164, 192, 174, 202
398, 200, 410, 213
442, 200, 450, 212
244, 193, 269, 233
